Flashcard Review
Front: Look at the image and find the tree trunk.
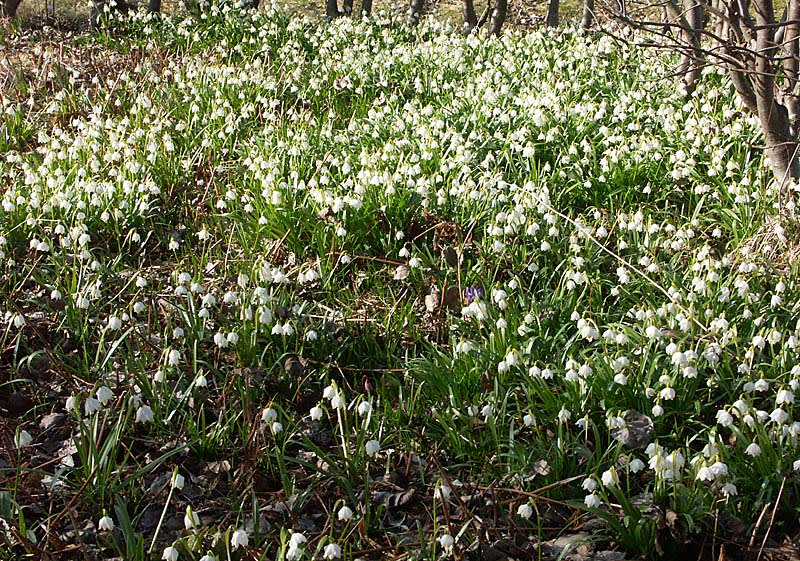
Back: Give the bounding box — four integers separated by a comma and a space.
754, 0, 800, 182
581, 0, 594, 28
489, 0, 506, 33
148, 0, 161, 12
361, 0, 372, 15
463, 0, 477, 32
546, 0, 559, 26
682, 0, 704, 93
783, 0, 800, 131
326, 0, 339, 18
0, 0, 23, 17
408, 0, 423, 23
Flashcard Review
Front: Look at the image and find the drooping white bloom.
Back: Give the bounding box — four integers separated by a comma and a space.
231, 529, 249, 549
716, 409, 734, 427
628, 458, 645, 473
601, 467, 619, 488
745, 442, 762, 457
184, 506, 200, 529
517, 503, 533, 519
98, 515, 114, 531
261, 407, 277, 423
15, 429, 33, 448
310, 406, 323, 421
337, 506, 354, 521
365, 439, 380, 457
323, 544, 342, 559
96, 386, 114, 406
584, 493, 602, 508
162, 546, 179, 561
85, 397, 101, 416
135, 405, 154, 423
172, 472, 185, 490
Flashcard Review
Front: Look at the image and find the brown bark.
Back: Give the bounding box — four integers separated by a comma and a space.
546, 0, 559, 26
463, 0, 477, 31
753, 0, 800, 181
0, 0, 23, 17
489, 0, 506, 34
582, 0, 594, 28
408, 0, 423, 23
326, 0, 339, 18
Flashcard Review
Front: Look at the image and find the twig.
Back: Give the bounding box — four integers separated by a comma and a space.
757, 476, 786, 561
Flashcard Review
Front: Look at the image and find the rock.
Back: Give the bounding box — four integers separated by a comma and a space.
39, 412, 66, 431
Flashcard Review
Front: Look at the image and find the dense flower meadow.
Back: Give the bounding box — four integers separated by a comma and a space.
2, 5, 800, 559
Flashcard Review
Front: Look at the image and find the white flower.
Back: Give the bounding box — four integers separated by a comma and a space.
261, 407, 277, 423
96, 386, 114, 406
323, 543, 342, 559
438, 533, 454, 552
168, 349, 181, 366
162, 546, 179, 561
107, 316, 122, 330
337, 506, 354, 521
581, 478, 597, 492
793, 459, 800, 471
310, 406, 323, 421
271, 422, 283, 434
716, 409, 734, 427
777, 389, 795, 405
84, 397, 101, 416
628, 458, 645, 473
584, 493, 602, 508
98, 515, 114, 531
696, 466, 713, 482
289, 532, 307, 548
517, 503, 533, 519
135, 405, 154, 423
721, 483, 738, 497
770, 408, 789, 424
231, 528, 249, 549
172, 472, 185, 490
199, 555, 216, 561
15, 429, 33, 448
601, 467, 619, 488
184, 506, 200, 529
358, 401, 372, 416
365, 439, 380, 457
745, 442, 762, 457
523, 414, 533, 426
557, 407, 571, 423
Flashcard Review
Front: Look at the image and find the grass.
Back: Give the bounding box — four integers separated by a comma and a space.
2, 4, 800, 561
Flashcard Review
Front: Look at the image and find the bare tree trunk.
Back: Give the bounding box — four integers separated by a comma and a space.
342, 0, 352, 14
489, 0, 506, 33
664, 0, 704, 94
148, 0, 161, 12
0, 0, 23, 17
783, 0, 800, 131
581, 0, 594, 28
326, 0, 339, 18
754, 0, 800, 181
546, 0, 559, 26
408, 0, 423, 23
463, 0, 477, 32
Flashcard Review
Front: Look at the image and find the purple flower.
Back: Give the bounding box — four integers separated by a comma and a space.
465, 286, 483, 304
